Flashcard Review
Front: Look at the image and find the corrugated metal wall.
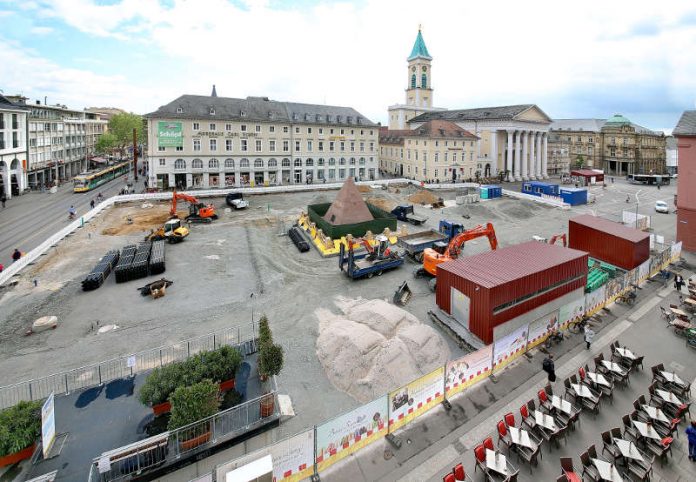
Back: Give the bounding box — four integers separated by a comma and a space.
569, 220, 649, 269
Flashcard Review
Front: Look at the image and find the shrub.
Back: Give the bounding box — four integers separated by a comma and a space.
168, 380, 220, 431
258, 315, 272, 350
259, 343, 284, 378
0, 400, 43, 456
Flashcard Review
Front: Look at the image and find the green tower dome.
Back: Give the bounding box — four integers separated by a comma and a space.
605, 113, 631, 125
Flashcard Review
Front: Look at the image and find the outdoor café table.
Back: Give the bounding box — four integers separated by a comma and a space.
684, 297, 696, 307
486, 449, 508, 476
592, 458, 625, 482
587, 372, 612, 387
661, 371, 686, 387
509, 426, 537, 450
615, 347, 636, 360
572, 383, 599, 401
656, 389, 684, 407
632, 420, 662, 441
670, 307, 689, 319
551, 395, 573, 414
534, 410, 557, 431
615, 439, 645, 462
601, 360, 628, 376
641, 405, 670, 424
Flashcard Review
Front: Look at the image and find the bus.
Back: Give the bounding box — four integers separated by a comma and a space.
73, 161, 131, 193
627, 174, 670, 186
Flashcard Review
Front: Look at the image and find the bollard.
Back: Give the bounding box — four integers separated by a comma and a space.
33, 279, 38, 287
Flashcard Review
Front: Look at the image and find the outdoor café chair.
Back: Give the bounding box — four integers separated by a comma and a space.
497, 421, 512, 452
560, 457, 581, 482
452, 462, 471, 482
579, 451, 599, 481
622, 414, 640, 441
600, 431, 622, 463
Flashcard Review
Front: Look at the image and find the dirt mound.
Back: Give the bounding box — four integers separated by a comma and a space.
408, 189, 439, 205
101, 209, 187, 236
356, 185, 372, 193
366, 197, 395, 213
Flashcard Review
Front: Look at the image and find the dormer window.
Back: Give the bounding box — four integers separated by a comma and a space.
268, 112, 274, 119
240, 110, 247, 117
176, 107, 183, 113
293, 113, 298, 120
316, 115, 322, 122
210, 107, 216, 115
305, 113, 310, 121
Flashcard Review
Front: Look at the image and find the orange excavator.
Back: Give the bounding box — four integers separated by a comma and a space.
418, 223, 498, 290
170, 190, 218, 223
533, 233, 567, 247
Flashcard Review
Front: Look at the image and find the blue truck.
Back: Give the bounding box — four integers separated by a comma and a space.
396, 220, 464, 261
338, 235, 404, 279
391, 205, 428, 225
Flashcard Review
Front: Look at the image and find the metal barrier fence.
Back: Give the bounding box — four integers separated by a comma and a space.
89, 378, 279, 482
0, 324, 256, 410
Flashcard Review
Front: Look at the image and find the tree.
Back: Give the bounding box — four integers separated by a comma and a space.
108, 112, 144, 158
95, 132, 117, 155
259, 343, 284, 378
575, 155, 585, 169
168, 380, 220, 431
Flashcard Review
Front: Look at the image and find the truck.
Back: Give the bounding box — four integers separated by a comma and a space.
397, 220, 465, 261
226, 192, 249, 209
338, 235, 404, 280
391, 205, 428, 225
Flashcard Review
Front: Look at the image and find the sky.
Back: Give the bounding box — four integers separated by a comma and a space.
1, 0, 695, 133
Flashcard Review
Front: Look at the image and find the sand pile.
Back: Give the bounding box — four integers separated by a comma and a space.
366, 197, 395, 213
316, 297, 450, 402
408, 189, 439, 205
101, 208, 187, 236
356, 185, 372, 193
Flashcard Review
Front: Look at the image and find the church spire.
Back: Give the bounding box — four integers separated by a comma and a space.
211, 84, 218, 97
408, 27, 432, 61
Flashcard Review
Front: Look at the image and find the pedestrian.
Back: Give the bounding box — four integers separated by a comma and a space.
12, 249, 22, 262
542, 353, 556, 383
584, 326, 595, 350
0, 263, 4, 273
687, 420, 696, 461
611, 177, 615, 184
675, 274, 685, 292
90, 199, 95, 209
1, 192, 6, 208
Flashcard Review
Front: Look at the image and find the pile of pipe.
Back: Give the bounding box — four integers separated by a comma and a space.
81, 250, 120, 291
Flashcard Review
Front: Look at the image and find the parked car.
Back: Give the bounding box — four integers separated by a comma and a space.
655, 200, 670, 213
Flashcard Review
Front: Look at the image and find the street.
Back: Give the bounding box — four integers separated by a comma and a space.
0, 174, 134, 270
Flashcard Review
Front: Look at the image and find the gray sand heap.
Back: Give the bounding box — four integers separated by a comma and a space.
316, 296, 450, 403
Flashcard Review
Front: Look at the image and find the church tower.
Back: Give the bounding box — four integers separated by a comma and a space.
405, 28, 433, 108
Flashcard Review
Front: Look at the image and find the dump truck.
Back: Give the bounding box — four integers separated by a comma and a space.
397, 220, 464, 261
391, 205, 428, 225
339, 235, 404, 280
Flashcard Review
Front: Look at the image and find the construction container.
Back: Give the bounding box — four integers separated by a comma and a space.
570, 169, 604, 186
559, 187, 588, 206
436, 241, 588, 344
568, 214, 649, 270
522, 181, 560, 197
480, 185, 502, 199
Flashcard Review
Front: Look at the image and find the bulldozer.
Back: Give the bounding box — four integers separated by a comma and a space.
145, 218, 190, 243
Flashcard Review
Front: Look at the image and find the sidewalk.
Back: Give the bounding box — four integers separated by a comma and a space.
321, 265, 696, 482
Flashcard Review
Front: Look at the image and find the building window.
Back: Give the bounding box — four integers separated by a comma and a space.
210, 139, 217, 151
192, 159, 203, 169
306, 158, 314, 166
226, 139, 233, 151
225, 158, 234, 168
158, 146, 165, 151
411, 74, 416, 89
307, 140, 313, 151
193, 139, 201, 151
240, 158, 249, 168
174, 159, 186, 170
340, 141, 345, 151
269, 126, 275, 133
209, 159, 219, 169
210, 123, 216, 130
241, 139, 248, 151
329, 141, 335, 151
349, 157, 356, 165
256, 125, 261, 132
294, 158, 302, 167
282, 158, 291, 167
268, 158, 277, 167
340, 157, 346, 165
318, 158, 325, 166
283, 126, 289, 133
159, 158, 166, 166
318, 141, 324, 151
254, 159, 263, 168
307, 127, 312, 134
329, 158, 336, 165
256, 140, 262, 152
193, 122, 200, 130
295, 127, 300, 134
269, 140, 276, 152
359, 157, 365, 165
295, 140, 301, 152
421, 73, 427, 88
283, 140, 289, 152
226, 123, 232, 131
241, 125, 247, 132
339, 168, 346, 179
319, 128, 323, 134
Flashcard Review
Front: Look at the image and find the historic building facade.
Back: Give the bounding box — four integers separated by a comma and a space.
145, 91, 379, 189
379, 120, 478, 182
673, 110, 696, 252
0, 95, 28, 198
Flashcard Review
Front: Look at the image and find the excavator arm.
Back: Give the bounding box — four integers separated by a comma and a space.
170, 190, 202, 217
446, 222, 498, 258
548, 233, 567, 247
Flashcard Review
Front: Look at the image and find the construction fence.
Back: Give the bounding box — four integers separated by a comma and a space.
200, 242, 682, 482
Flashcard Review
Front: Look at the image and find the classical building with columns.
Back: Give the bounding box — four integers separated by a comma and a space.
0, 95, 28, 198
382, 29, 552, 181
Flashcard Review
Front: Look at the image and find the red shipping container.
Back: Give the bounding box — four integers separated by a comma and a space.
568, 214, 649, 270
436, 241, 588, 344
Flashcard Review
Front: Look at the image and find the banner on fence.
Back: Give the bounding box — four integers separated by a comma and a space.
660, 248, 672, 268
622, 211, 650, 231
638, 260, 650, 282
585, 285, 607, 315
445, 345, 493, 398
559, 298, 585, 330
605, 275, 626, 302
526, 311, 559, 350
671, 242, 682, 261
41, 392, 56, 459
492, 323, 529, 372
388, 367, 444, 433
316, 395, 388, 472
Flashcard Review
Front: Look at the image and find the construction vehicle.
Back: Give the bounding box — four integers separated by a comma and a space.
391, 205, 428, 225
145, 218, 190, 243
397, 220, 464, 261
339, 235, 404, 279
226, 192, 249, 209
532, 233, 567, 247
170, 190, 218, 223
416, 222, 498, 291
137, 278, 174, 299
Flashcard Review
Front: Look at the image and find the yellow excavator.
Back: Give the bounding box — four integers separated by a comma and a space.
145, 218, 190, 243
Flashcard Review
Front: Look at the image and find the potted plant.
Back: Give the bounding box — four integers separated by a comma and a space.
0, 400, 42, 467
258, 343, 284, 417
168, 380, 220, 451
139, 363, 187, 415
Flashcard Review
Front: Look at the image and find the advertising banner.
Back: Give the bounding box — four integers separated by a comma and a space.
671, 242, 682, 262
604, 275, 626, 302
558, 298, 585, 330
585, 285, 606, 315
660, 248, 671, 268
526, 311, 559, 350
622, 211, 650, 231
638, 260, 650, 282
649, 254, 662, 277
157, 121, 183, 148
445, 345, 493, 398
388, 367, 445, 433
492, 323, 529, 372
316, 395, 388, 472
41, 392, 56, 458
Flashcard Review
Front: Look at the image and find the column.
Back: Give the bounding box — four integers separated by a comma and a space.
513, 131, 522, 181
521, 131, 529, 180
535, 132, 542, 179
542, 133, 549, 178
529, 132, 537, 180
506, 130, 513, 181
489, 130, 498, 176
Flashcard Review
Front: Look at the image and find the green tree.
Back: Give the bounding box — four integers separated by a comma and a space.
168, 380, 220, 431
108, 112, 144, 157
575, 155, 585, 169
95, 132, 118, 155
259, 343, 284, 378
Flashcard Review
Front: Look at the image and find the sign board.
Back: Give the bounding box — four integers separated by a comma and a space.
388, 367, 445, 432
127, 355, 136, 368
493, 323, 529, 372
445, 345, 493, 397
558, 298, 585, 330
41, 392, 56, 459
157, 121, 183, 148
527, 311, 559, 350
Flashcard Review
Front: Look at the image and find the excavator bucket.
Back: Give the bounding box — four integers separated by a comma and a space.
393, 281, 413, 306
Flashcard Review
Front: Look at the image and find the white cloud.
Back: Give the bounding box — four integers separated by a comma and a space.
30, 26, 53, 35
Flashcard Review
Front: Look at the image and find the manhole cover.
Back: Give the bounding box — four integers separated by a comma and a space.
383, 449, 393, 460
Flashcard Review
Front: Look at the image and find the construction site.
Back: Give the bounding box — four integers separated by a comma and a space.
0, 178, 683, 481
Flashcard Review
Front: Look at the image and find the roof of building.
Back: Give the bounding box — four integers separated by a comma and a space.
569, 214, 649, 243
438, 241, 587, 289
410, 104, 550, 123
550, 119, 607, 132
145, 95, 378, 127
380, 120, 477, 144
322, 178, 374, 225
673, 110, 696, 136
605, 113, 632, 125
408, 29, 432, 61
0, 94, 29, 111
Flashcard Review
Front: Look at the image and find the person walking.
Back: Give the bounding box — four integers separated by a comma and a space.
687, 420, 696, 461
542, 353, 556, 383
90, 199, 95, 209
675, 274, 685, 293
12, 249, 22, 262
584, 326, 595, 350
1, 192, 6, 208
0, 263, 4, 273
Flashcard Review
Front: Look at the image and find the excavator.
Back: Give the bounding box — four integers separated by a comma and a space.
532, 233, 567, 247
170, 190, 218, 223
417, 222, 498, 291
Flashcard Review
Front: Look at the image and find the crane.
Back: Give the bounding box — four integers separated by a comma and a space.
170, 190, 218, 223
420, 223, 498, 283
